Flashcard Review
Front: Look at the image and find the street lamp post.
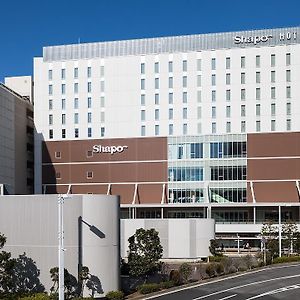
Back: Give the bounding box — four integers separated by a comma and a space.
58, 195, 65, 300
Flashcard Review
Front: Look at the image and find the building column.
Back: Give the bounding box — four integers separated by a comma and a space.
279, 205, 282, 257
253, 206, 256, 224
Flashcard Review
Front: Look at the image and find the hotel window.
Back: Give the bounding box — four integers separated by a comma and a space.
100, 96, 105, 107
286, 70, 291, 82
256, 88, 261, 100
100, 80, 105, 92
49, 99, 53, 110
101, 127, 105, 137
286, 86, 291, 98
141, 79, 145, 90
141, 110, 146, 121
197, 106, 202, 118
49, 114, 53, 125
183, 60, 187, 72
61, 99, 66, 110
226, 122, 231, 133
49, 129, 53, 139
48, 70, 53, 80
62, 129, 66, 139
100, 112, 105, 122
87, 112, 92, 123
212, 122, 216, 134
74, 113, 79, 124
197, 122, 202, 134
241, 105, 246, 117
226, 106, 231, 118
169, 108, 173, 120
271, 54, 275, 67
74, 67, 78, 79
241, 72, 245, 84
241, 56, 245, 68
256, 121, 261, 132
197, 59, 201, 71
211, 58, 216, 70
141, 125, 146, 136
256, 72, 260, 83
155, 93, 159, 105
55, 151, 61, 159
155, 109, 159, 120
87, 97, 92, 108
212, 106, 216, 118
271, 120, 276, 131
62, 114, 66, 125
74, 83, 78, 93
141, 94, 145, 106
168, 93, 173, 104
271, 103, 276, 116
183, 108, 188, 119
75, 128, 79, 138
241, 89, 246, 101
61, 69, 66, 80
183, 76, 187, 87
87, 67, 92, 78
286, 119, 291, 131
226, 57, 230, 69
88, 127, 92, 137
169, 124, 173, 135
155, 125, 159, 136
256, 104, 261, 116
168, 61, 173, 73
61, 84, 66, 94
286, 102, 291, 115
197, 75, 201, 87
226, 89, 231, 101
56, 172, 61, 179
100, 65, 104, 77
74, 98, 79, 109
86, 150, 93, 158
141, 63, 145, 74
256, 55, 260, 68
197, 90, 201, 103
286, 53, 291, 66
241, 121, 246, 133
154, 62, 159, 73
271, 71, 276, 83
87, 82, 92, 93
271, 87, 276, 99
212, 90, 216, 102
226, 73, 231, 85
49, 85, 53, 95
169, 77, 173, 88
87, 171, 93, 179
183, 92, 187, 103
183, 123, 188, 135
211, 74, 216, 86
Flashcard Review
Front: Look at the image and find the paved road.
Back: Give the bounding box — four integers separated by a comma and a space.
146, 264, 300, 300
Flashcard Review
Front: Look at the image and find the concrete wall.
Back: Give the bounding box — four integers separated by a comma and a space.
0, 194, 120, 297
5, 76, 33, 103
121, 218, 215, 259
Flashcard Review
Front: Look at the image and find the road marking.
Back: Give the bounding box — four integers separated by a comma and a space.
245, 284, 300, 299
144, 264, 300, 299
218, 294, 237, 300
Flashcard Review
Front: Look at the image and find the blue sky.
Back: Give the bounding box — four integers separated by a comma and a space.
0, 0, 299, 82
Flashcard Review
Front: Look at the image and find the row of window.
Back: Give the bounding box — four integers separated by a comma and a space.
49, 127, 105, 139
48, 66, 104, 80
49, 112, 105, 125
48, 81, 105, 95
49, 97, 105, 110
140, 53, 291, 74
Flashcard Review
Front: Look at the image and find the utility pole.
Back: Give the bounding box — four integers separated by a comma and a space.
58, 195, 65, 300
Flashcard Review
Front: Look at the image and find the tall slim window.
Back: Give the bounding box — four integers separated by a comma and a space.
100, 127, 105, 137
286, 119, 291, 131
226, 57, 230, 69
241, 56, 245, 68
197, 90, 201, 103
183, 123, 188, 135
256, 88, 261, 100
197, 59, 201, 71
155, 109, 159, 120
183, 76, 187, 87
256, 121, 261, 132
286, 53, 291, 66
226, 73, 231, 85
154, 62, 159, 73
256, 72, 261, 83
286, 70, 291, 82
74, 83, 78, 94
87, 67, 91, 78
271, 71, 276, 83
87, 112, 92, 124
271, 87, 276, 99
100, 65, 104, 77
241, 105, 246, 117
49, 114, 53, 125
271, 54, 276, 67
271, 103, 276, 116
74, 128, 79, 138
74, 113, 79, 124
211, 58, 216, 70
183, 108, 187, 119
87, 97, 92, 108
212, 90, 216, 102
169, 124, 173, 135
87, 82, 92, 93
256, 104, 261, 116
169, 108, 173, 120
168, 93, 173, 104
226, 90, 231, 101
155, 93, 159, 105
74, 98, 79, 109
100, 96, 105, 108
61, 99, 66, 110
241, 73, 245, 84
212, 106, 216, 118
197, 75, 201, 87
49, 99, 53, 110
168, 61, 173, 73
141, 63, 145, 74
49, 129, 53, 139
74, 67, 78, 79
141, 79, 145, 90
197, 106, 202, 119
256, 55, 260, 68
100, 81, 105, 92
211, 74, 216, 86
241, 121, 246, 133
241, 89, 246, 101
48, 70, 53, 80
271, 120, 276, 131
155, 125, 159, 136
62, 114, 66, 125
286, 102, 291, 115
183, 60, 187, 72
61, 84, 66, 94
49, 85, 53, 95
169, 77, 173, 88
88, 128, 92, 137
141, 125, 146, 136
286, 86, 291, 98
141, 94, 145, 106
141, 110, 146, 121
226, 122, 231, 133
61, 69, 66, 80
212, 122, 216, 134
183, 92, 187, 103
100, 112, 105, 122
226, 106, 231, 118
62, 129, 66, 139
155, 78, 159, 89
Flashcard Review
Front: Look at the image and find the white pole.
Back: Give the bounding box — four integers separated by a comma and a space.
58, 195, 64, 300
279, 205, 282, 257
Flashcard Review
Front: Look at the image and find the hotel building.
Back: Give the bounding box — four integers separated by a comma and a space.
34, 27, 300, 248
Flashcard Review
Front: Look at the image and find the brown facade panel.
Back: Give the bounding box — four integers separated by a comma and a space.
137, 184, 164, 204
247, 182, 299, 203
247, 159, 300, 180
71, 185, 108, 195
110, 184, 135, 205
247, 132, 300, 158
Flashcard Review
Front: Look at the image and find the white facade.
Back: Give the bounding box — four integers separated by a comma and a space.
4, 76, 33, 103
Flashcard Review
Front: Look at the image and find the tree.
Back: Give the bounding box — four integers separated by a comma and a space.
282, 221, 298, 256
179, 263, 192, 283
209, 239, 220, 256
261, 221, 279, 262
127, 228, 163, 277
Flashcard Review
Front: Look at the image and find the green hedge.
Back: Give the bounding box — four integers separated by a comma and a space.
138, 283, 161, 294
160, 280, 175, 289
105, 290, 124, 300
273, 256, 300, 264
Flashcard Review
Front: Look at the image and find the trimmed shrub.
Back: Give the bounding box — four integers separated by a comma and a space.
160, 281, 175, 289
138, 283, 160, 294
273, 256, 300, 264
105, 290, 125, 300
228, 265, 237, 274
205, 263, 215, 278
20, 294, 50, 300
179, 263, 192, 283
215, 262, 224, 275
169, 269, 181, 286
209, 255, 223, 262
